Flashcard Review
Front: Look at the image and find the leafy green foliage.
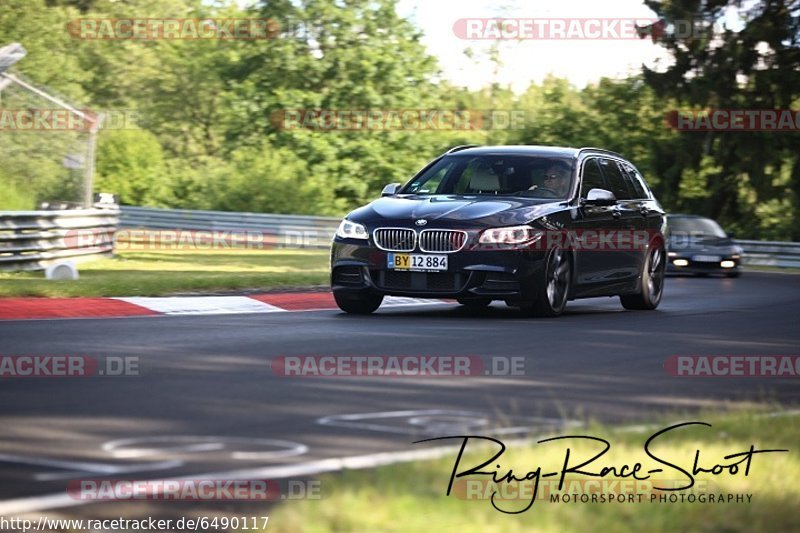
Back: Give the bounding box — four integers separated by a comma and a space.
95, 129, 169, 206
642, 0, 800, 238
0, 0, 797, 239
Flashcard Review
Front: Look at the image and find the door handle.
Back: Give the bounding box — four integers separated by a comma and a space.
640, 207, 649, 216
612, 209, 622, 219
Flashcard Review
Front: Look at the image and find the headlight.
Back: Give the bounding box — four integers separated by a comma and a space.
478, 225, 540, 244
335, 219, 368, 240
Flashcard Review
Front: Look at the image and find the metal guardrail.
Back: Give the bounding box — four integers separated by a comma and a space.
3, 205, 795, 272
0, 209, 118, 271
120, 206, 800, 267
119, 206, 340, 248
735, 240, 800, 269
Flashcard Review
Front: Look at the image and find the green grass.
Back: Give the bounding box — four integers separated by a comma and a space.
0, 248, 330, 297
265, 409, 799, 533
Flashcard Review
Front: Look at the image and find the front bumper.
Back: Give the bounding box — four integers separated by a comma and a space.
331, 239, 549, 301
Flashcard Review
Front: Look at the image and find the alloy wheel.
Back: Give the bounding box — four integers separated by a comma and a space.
546, 248, 570, 311
647, 247, 665, 304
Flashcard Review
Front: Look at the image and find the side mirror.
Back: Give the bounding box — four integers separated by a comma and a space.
582, 188, 617, 206
381, 183, 402, 197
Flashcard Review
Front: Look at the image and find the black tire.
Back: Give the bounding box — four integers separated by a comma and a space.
620, 245, 666, 310
457, 297, 492, 308
333, 292, 383, 314
521, 247, 571, 317
725, 271, 741, 278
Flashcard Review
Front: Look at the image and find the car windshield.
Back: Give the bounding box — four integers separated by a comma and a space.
669, 216, 728, 238
401, 154, 575, 199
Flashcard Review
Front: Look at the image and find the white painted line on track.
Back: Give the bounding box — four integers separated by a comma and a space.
114, 296, 284, 315
102, 436, 308, 461
316, 409, 581, 436
381, 297, 447, 308
0, 454, 182, 482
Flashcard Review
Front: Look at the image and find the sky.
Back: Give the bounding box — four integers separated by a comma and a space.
395, 0, 668, 91
395, 0, 743, 92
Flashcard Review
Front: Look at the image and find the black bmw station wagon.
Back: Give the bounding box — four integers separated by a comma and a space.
331, 145, 667, 317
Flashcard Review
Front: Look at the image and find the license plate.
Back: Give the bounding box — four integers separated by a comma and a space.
693, 254, 721, 263
387, 253, 448, 272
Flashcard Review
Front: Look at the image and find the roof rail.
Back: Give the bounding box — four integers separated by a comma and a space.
578, 147, 624, 158
446, 144, 480, 154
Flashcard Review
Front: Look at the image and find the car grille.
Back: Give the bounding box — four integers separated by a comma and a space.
373, 270, 465, 292
373, 228, 416, 252
419, 230, 468, 253
373, 228, 468, 253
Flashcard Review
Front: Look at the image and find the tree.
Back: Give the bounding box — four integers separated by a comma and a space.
642, 0, 800, 238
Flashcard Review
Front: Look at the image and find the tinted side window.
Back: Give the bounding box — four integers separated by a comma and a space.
621, 163, 649, 199
630, 170, 650, 199
580, 158, 606, 197
599, 158, 632, 200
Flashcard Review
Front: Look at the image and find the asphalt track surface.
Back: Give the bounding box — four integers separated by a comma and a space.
0, 272, 798, 517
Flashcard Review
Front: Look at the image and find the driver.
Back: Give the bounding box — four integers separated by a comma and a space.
542, 162, 571, 196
